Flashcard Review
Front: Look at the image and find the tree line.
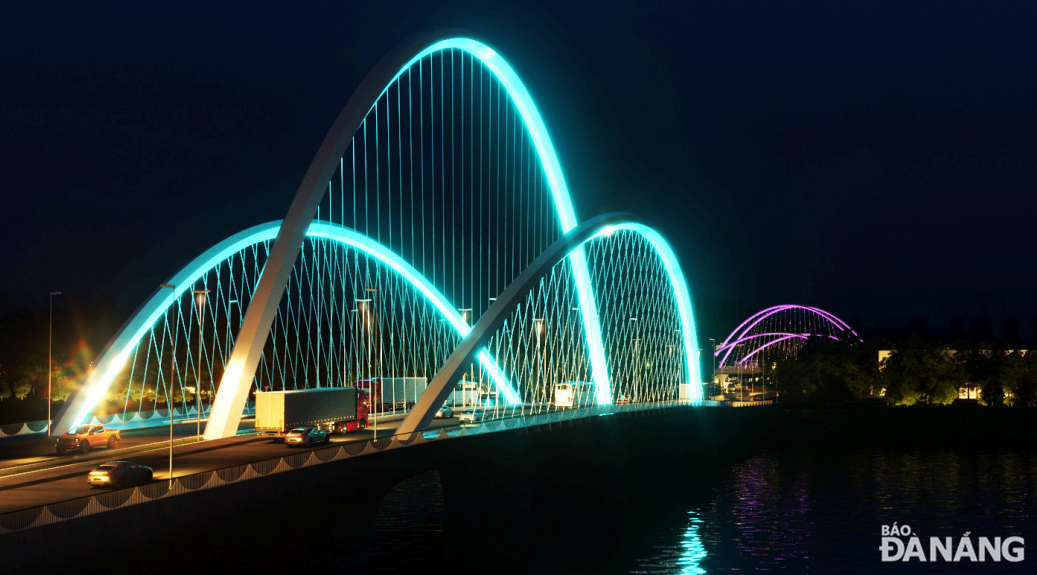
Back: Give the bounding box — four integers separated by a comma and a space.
0, 351, 209, 407
771, 335, 1037, 406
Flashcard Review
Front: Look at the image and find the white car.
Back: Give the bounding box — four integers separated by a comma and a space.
459, 408, 488, 424
435, 404, 455, 418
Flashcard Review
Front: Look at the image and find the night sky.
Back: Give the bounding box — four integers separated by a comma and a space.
3, 1, 1036, 357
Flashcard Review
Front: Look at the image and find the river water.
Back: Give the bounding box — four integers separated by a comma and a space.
369, 449, 1035, 574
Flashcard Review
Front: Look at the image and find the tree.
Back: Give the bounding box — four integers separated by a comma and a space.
978, 346, 1007, 406
7, 357, 47, 400
880, 337, 962, 405
0, 365, 10, 401
980, 377, 1006, 406
1002, 347, 1037, 407
773, 353, 814, 403
12, 376, 33, 400
880, 350, 921, 405
771, 333, 880, 405
952, 339, 985, 399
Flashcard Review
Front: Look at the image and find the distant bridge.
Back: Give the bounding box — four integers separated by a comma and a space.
715, 305, 860, 370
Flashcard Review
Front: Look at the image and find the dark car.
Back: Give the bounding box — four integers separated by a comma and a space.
285, 426, 329, 447
87, 461, 153, 489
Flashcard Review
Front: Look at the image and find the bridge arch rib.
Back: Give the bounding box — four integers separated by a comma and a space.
399, 212, 703, 435
715, 304, 860, 369
206, 30, 611, 439
53, 221, 520, 434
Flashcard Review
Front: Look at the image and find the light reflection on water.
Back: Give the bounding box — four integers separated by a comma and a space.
365, 450, 1035, 574
678, 511, 707, 574
629, 449, 1036, 574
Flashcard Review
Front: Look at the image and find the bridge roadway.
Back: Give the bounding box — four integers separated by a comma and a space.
0, 416, 459, 515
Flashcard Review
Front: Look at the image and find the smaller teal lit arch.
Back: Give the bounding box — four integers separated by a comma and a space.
590, 223, 702, 401
54, 221, 520, 435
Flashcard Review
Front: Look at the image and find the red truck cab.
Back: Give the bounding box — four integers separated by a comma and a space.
335, 390, 371, 434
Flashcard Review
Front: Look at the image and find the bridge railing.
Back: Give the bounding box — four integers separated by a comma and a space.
0, 403, 256, 439
0, 400, 721, 536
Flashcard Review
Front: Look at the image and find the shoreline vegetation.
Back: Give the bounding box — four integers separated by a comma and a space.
767, 335, 1037, 407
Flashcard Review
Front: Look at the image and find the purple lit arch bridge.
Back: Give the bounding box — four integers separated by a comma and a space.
52, 30, 707, 439
715, 305, 861, 371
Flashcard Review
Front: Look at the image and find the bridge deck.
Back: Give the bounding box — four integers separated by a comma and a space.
0, 417, 457, 515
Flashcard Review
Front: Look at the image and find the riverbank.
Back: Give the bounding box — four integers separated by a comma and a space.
755, 404, 1037, 449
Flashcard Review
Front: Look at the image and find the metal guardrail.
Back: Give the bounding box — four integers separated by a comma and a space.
0, 400, 726, 535
726, 400, 774, 407
0, 403, 256, 439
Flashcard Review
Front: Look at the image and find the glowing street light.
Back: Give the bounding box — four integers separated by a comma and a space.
366, 288, 380, 440
708, 338, 716, 398
159, 283, 175, 485
47, 291, 61, 436
191, 289, 209, 440
736, 343, 746, 402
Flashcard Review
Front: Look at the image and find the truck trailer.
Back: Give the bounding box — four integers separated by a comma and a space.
448, 380, 481, 408
554, 381, 595, 409
255, 387, 369, 441
355, 377, 427, 413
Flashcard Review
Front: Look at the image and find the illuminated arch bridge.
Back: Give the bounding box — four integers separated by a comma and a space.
715, 305, 860, 371
54, 32, 703, 439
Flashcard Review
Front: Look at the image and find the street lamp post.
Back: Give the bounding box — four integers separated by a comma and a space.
630, 317, 638, 402
366, 288, 379, 440
632, 338, 642, 402
191, 289, 209, 440
535, 319, 545, 408
225, 298, 238, 405
759, 347, 764, 401
159, 284, 176, 485
708, 338, 716, 399
458, 308, 474, 407
47, 291, 61, 436
736, 343, 746, 402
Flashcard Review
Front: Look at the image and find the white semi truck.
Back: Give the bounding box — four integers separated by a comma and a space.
255, 387, 369, 441
447, 380, 481, 408
355, 377, 428, 413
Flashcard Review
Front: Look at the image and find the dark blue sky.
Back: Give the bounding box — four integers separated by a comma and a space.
2, 1, 1036, 349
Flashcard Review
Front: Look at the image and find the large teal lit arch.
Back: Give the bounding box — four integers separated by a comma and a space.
54, 221, 520, 434
383, 36, 612, 405
204, 33, 614, 438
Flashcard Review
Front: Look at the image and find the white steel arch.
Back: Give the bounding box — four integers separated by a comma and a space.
206, 31, 611, 439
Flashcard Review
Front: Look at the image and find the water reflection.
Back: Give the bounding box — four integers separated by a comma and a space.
678, 511, 707, 574
630, 449, 1036, 574
364, 450, 1036, 573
